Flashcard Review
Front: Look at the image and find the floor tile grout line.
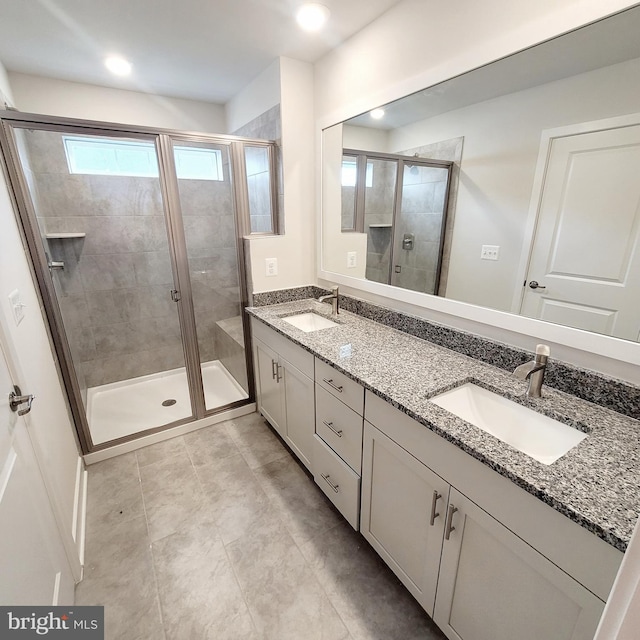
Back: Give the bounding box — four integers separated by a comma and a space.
135, 451, 167, 638
244, 436, 357, 640
219, 529, 262, 639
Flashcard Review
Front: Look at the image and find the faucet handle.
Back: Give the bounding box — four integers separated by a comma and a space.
536, 344, 550, 357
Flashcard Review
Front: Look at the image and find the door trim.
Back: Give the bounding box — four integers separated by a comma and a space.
512, 112, 640, 315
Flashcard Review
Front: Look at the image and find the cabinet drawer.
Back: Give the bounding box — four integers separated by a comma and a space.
251, 318, 314, 378
315, 358, 364, 415
313, 435, 360, 530
315, 386, 363, 474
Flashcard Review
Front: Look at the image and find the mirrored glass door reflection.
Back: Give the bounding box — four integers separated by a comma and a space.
363, 158, 397, 284
391, 163, 451, 294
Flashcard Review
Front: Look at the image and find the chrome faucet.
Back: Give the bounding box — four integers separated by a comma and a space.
513, 344, 550, 398
318, 286, 339, 315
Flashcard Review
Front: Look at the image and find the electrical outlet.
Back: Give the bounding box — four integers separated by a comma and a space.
347, 251, 357, 268
481, 245, 500, 261
265, 257, 278, 277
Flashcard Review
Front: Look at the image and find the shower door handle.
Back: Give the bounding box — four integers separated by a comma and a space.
170, 289, 181, 302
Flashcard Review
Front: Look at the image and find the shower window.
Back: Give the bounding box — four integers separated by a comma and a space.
64, 136, 224, 181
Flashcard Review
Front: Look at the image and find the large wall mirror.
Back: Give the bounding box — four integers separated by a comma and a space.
321, 6, 640, 346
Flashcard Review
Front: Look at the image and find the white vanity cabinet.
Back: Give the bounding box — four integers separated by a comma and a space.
363, 391, 622, 640
313, 358, 365, 529
360, 422, 449, 616
433, 488, 604, 640
251, 319, 315, 470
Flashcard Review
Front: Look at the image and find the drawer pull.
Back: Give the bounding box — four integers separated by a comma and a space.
323, 420, 343, 437
430, 491, 441, 526
321, 473, 340, 493
445, 504, 458, 540
276, 364, 283, 383
271, 359, 278, 380
323, 378, 344, 393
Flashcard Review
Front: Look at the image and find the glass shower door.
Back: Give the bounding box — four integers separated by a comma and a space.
169, 139, 249, 413
391, 163, 451, 294
10, 126, 192, 446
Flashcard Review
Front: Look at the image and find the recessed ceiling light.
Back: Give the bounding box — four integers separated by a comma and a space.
370, 108, 385, 120
296, 3, 330, 32
105, 56, 132, 76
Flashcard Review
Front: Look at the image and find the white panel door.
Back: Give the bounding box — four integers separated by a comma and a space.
434, 489, 604, 640
521, 124, 640, 340
0, 340, 74, 605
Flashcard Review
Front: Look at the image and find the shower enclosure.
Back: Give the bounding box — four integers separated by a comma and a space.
0, 113, 277, 453
342, 150, 452, 295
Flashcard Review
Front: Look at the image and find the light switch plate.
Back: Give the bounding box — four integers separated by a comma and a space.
8, 289, 25, 326
265, 257, 278, 277
481, 245, 500, 261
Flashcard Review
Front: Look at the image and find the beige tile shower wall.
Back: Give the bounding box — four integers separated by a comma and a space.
25, 130, 184, 389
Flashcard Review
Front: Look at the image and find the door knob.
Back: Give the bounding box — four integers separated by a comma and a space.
528, 280, 547, 290
9, 385, 35, 416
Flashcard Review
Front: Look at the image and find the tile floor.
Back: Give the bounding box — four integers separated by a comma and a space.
76, 412, 446, 640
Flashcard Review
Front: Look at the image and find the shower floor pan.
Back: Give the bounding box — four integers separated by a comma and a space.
87, 360, 248, 445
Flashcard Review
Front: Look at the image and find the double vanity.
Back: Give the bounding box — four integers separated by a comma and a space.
248, 295, 638, 640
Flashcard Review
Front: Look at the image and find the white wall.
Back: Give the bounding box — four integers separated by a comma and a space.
0, 65, 82, 575
240, 57, 316, 293
225, 60, 280, 134
9, 72, 227, 133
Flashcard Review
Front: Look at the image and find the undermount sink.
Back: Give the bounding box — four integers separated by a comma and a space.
430, 382, 587, 465
282, 312, 338, 332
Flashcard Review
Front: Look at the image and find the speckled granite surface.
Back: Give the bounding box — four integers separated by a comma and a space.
248, 299, 640, 552
253, 286, 640, 420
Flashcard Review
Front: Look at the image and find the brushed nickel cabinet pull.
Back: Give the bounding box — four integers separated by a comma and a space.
321, 473, 340, 493
276, 364, 283, 383
430, 491, 441, 526
323, 420, 343, 437
323, 378, 343, 393
271, 359, 278, 380
445, 504, 458, 540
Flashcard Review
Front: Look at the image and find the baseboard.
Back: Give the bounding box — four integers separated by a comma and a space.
71, 456, 88, 575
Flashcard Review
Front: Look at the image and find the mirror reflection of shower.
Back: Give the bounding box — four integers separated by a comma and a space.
341, 149, 453, 295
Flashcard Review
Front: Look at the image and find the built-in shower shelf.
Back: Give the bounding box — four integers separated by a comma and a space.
368, 224, 392, 229
45, 233, 86, 239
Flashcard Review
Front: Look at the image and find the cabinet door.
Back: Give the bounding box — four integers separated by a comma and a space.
434, 488, 605, 640
361, 422, 449, 617
254, 338, 285, 438
281, 359, 314, 470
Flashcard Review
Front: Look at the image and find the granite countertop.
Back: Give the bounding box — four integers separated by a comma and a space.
248, 299, 640, 552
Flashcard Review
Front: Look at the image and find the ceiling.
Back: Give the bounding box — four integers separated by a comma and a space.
0, 0, 402, 104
